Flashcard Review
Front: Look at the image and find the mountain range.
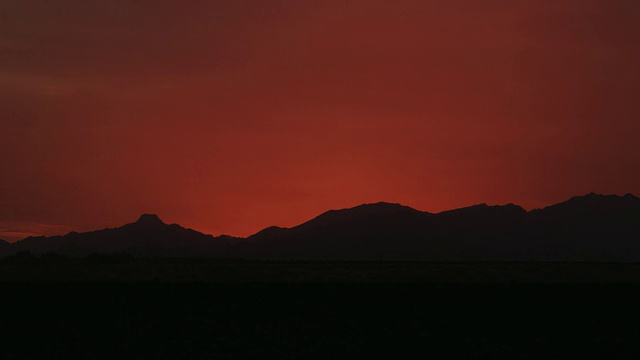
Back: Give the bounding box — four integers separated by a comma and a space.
2, 193, 640, 261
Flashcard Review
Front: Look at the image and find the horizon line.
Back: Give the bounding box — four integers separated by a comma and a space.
2, 191, 636, 244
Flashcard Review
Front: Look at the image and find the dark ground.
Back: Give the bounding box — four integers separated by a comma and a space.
2, 261, 640, 358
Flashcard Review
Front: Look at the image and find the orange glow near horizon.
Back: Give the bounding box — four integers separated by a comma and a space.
1, 1, 640, 242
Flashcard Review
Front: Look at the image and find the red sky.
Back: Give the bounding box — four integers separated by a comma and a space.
1, 0, 639, 242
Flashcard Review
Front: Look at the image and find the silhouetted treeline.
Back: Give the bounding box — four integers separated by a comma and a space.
1, 250, 254, 265
1, 250, 133, 264
5, 253, 640, 283
2, 250, 38, 264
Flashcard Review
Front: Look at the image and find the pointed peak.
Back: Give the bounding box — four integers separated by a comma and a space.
134, 214, 165, 226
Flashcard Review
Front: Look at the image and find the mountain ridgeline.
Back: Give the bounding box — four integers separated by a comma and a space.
3, 193, 640, 261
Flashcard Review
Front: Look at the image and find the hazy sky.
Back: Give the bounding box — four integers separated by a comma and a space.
2, 0, 639, 241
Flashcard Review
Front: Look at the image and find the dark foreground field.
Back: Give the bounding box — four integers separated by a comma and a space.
3, 261, 640, 358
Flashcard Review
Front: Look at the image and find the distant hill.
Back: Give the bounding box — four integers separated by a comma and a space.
2, 193, 640, 261
242, 194, 640, 261
2, 214, 238, 257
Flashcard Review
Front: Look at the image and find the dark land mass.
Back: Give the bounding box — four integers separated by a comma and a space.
2, 278, 640, 358
5, 257, 640, 283
3, 213, 235, 258
3, 193, 640, 262
3, 261, 640, 358
3, 193, 640, 358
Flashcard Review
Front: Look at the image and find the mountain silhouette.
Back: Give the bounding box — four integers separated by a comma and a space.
132, 213, 166, 228
2, 193, 640, 261
242, 202, 533, 260
4, 214, 237, 257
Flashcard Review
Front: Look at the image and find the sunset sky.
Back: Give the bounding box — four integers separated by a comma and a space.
2, 0, 639, 241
